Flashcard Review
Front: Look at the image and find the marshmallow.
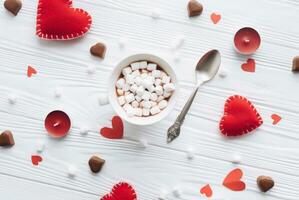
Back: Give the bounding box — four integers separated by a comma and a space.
151, 8, 161, 19
155, 78, 162, 86
147, 63, 157, 71
36, 140, 45, 153
142, 108, 150, 116
231, 153, 242, 164
150, 106, 161, 115
142, 101, 152, 109
79, 127, 89, 135
161, 76, 171, 84
125, 93, 135, 103
132, 100, 139, 108
158, 100, 168, 109
134, 108, 143, 117
131, 70, 141, 78
54, 88, 62, 98
67, 165, 77, 178
148, 85, 155, 93
160, 71, 167, 78
171, 34, 185, 50
139, 61, 147, 69
116, 78, 125, 89
135, 95, 142, 102
157, 95, 165, 102
122, 84, 130, 92
151, 101, 157, 107
172, 187, 182, 198
163, 91, 172, 98
142, 91, 151, 101
150, 93, 158, 101
186, 147, 195, 160
118, 37, 128, 48
8, 94, 18, 104
151, 70, 161, 78
163, 83, 175, 93
118, 96, 126, 106
136, 86, 145, 96
122, 67, 132, 76
142, 79, 153, 90
140, 73, 148, 79
117, 89, 124, 96
98, 94, 109, 105
87, 65, 96, 74
155, 85, 163, 95
125, 74, 135, 85
139, 139, 148, 148
134, 76, 142, 86
130, 62, 140, 70
130, 84, 138, 93
219, 69, 228, 78
123, 103, 131, 111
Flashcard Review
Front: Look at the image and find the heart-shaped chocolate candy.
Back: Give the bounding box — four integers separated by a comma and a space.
0, 130, 15, 147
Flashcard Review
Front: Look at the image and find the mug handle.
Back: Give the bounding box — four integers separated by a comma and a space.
99, 94, 109, 105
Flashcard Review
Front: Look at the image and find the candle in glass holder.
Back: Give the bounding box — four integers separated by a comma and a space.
234, 27, 261, 55
45, 110, 71, 138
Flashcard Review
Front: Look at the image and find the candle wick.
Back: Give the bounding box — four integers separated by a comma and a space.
244, 39, 250, 44
53, 122, 60, 127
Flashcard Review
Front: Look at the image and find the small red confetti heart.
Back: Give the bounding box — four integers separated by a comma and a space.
219, 95, 263, 136
27, 66, 37, 77
31, 155, 42, 166
200, 184, 213, 198
241, 58, 255, 73
210, 13, 221, 24
223, 168, 246, 191
101, 182, 137, 200
271, 114, 281, 125
100, 116, 124, 139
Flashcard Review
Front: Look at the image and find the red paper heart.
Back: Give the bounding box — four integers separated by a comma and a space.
223, 168, 246, 191
219, 95, 263, 136
27, 66, 37, 77
31, 155, 43, 166
101, 182, 137, 200
241, 58, 255, 72
271, 114, 281, 125
36, 0, 92, 40
200, 184, 213, 198
100, 116, 124, 139
210, 13, 221, 24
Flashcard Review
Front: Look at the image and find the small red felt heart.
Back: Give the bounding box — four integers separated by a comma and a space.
210, 13, 221, 24
31, 155, 42, 166
241, 58, 255, 72
219, 95, 263, 136
271, 114, 281, 125
36, 0, 92, 40
100, 116, 124, 139
27, 66, 37, 77
223, 168, 246, 191
200, 184, 213, 198
100, 182, 137, 200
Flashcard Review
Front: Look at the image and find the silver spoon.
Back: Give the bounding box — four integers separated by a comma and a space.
167, 50, 221, 143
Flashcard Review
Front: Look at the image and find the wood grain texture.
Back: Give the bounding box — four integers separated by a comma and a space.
0, 0, 298, 199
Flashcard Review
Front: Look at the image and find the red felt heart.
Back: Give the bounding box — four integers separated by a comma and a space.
101, 182, 137, 200
31, 155, 43, 166
241, 58, 255, 72
223, 168, 246, 191
36, 0, 92, 40
27, 66, 37, 77
219, 95, 263, 136
200, 184, 213, 198
100, 116, 124, 139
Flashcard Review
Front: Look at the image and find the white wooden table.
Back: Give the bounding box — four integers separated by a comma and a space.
0, 0, 299, 199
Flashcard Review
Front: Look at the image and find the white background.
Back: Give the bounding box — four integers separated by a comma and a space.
0, 0, 299, 199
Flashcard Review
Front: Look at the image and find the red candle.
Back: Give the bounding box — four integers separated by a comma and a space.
234, 27, 261, 55
45, 110, 71, 138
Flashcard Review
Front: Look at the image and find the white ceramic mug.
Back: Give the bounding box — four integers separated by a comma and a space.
102, 54, 178, 126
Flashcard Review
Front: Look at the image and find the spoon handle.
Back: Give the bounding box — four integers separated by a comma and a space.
167, 86, 199, 143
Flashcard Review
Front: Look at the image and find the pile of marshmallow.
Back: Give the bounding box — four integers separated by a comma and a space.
116, 61, 175, 117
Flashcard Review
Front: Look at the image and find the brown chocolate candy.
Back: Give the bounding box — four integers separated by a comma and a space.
88, 156, 105, 173
257, 176, 274, 192
292, 56, 299, 72
90, 43, 106, 59
4, 0, 22, 16
0, 130, 15, 147
187, 0, 203, 17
